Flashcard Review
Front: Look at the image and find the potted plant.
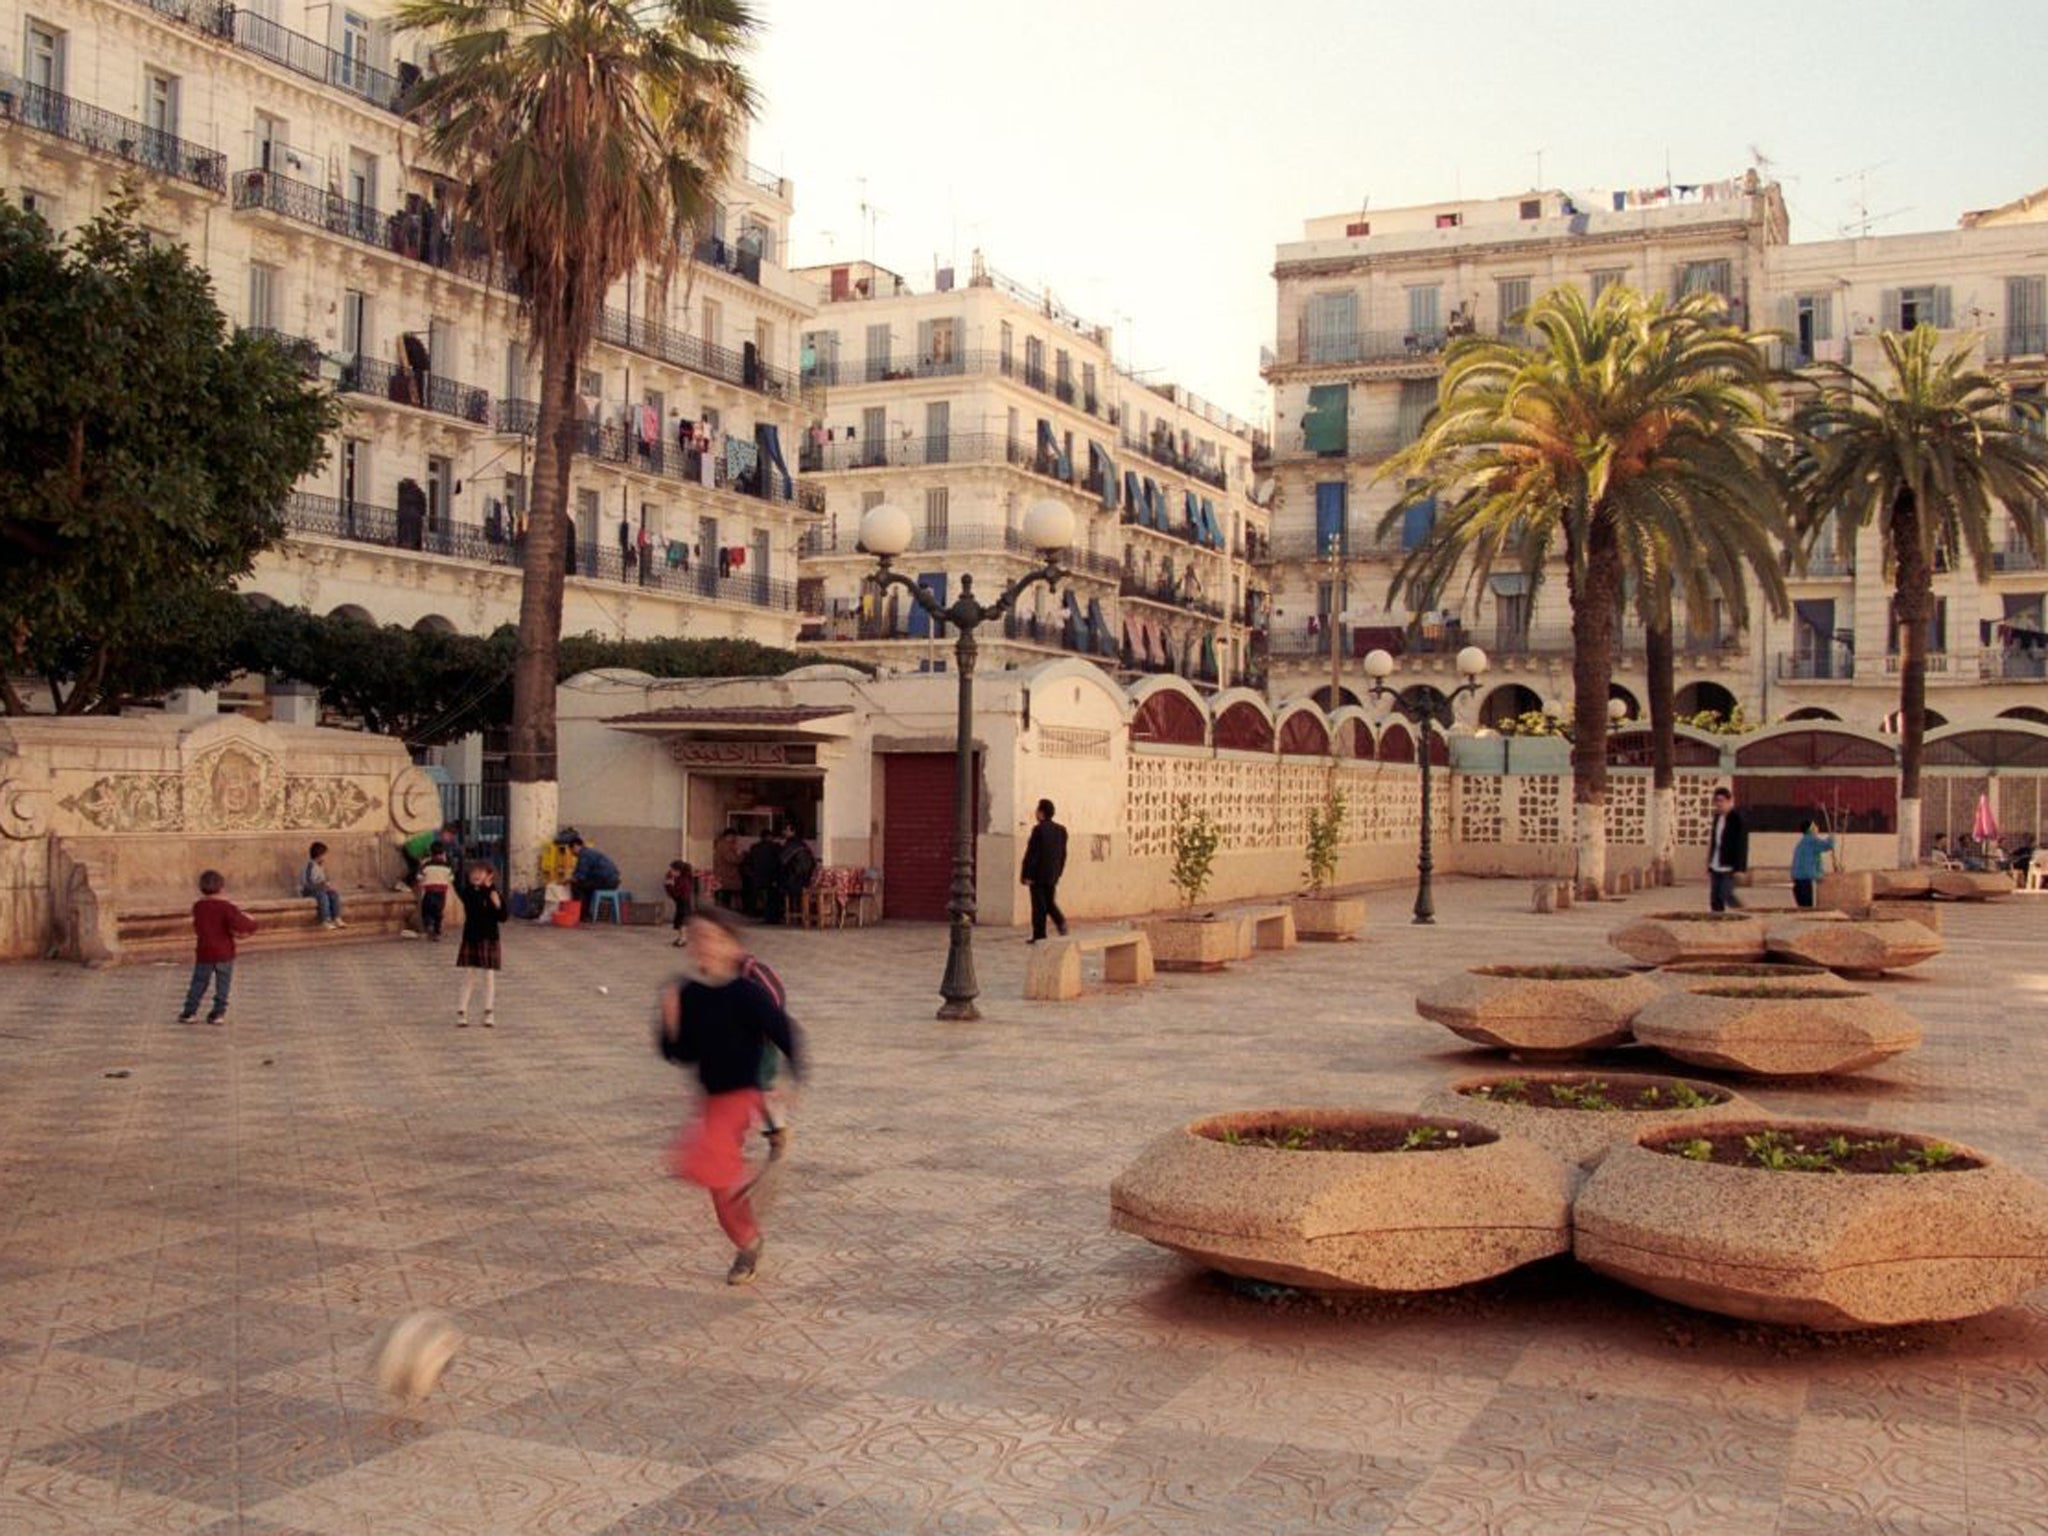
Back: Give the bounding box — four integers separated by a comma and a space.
1110, 1108, 1574, 1292
1291, 785, 1365, 941
1630, 983, 1921, 1077
1421, 1071, 1758, 1170
1413, 963, 1664, 1059
1143, 798, 1234, 971
1574, 1121, 2048, 1328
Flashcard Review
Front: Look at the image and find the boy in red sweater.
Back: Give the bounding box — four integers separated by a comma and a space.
180, 870, 257, 1025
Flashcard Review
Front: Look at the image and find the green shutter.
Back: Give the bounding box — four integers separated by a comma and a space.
1302, 384, 1348, 454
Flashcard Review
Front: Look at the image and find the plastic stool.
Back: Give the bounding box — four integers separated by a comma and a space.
590, 889, 630, 925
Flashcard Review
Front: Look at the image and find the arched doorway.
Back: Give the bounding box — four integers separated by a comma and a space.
1784, 706, 1841, 722
2000, 706, 2048, 727
1308, 684, 1362, 711
1881, 708, 1948, 733
1674, 681, 1737, 720
1608, 683, 1641, 719
1480, 683, 1543, 730
413, 614, 458, 636
328, 604, 376, 625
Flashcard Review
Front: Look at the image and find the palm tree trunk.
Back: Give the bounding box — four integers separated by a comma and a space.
1891, 491, 1931, 868
1646, 608, 1676, 885
1570, 530, 1624, 900
505, 318, 579, 887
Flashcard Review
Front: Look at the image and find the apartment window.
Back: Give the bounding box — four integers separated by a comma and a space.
860, 489, 885, 514
1305, 290, 1356, 364
574, 488, 601, 550
801, 329, 838, 384
1024, 336, 1046, 387
1082, 362, 1098, 411
865, 321, 891, 380
1676, 259, 1732, 300
1518, 198, 1542, 220
339, 11, 371, 90
1434, 212, 1462, 229
1006, 405, 1021, 456
339, 437, 367, 507
1793, 294, 1833, 364
144, 70, 179, 139
1406, 284, 1441, 341
2005, 276, 2045, 356
504, 472, 526, 520
1345, 221, 1370, 237
860, 405, 886, 467
1589, 268, 1625, 301
999, 321, 1013, 372
1895, 285, 1950, 331
19, 188, 56, 223
923, 487, 949, 545
924, 401, 950, 463
755, 319, 774, 371
25, 21, 63, 92
248, 263, 278, 331
428, 318, 455, 382
923, 317, 958, 367
1496, 276, 1531, 340
504, 340, 526, 402
700, 299, 723, 348
1396, 379, 1435, 445
1887, 597, 1948, 656
346, 148, 376, 216
254, 112, 286, 171
1055, 348, 1073, 402
426, 455, 453, 531
341, 290, 369, 358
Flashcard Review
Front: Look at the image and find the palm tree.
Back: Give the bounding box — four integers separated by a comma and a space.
1380, 285, 1784, 898
1791, 326, 2048, 867
397, 0, 758, 880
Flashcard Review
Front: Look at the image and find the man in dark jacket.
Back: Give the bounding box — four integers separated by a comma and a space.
1020, 798, 1069, 943
569, 837, 620, 922
743, 832, 784, 923
1706, 786, 1749, 912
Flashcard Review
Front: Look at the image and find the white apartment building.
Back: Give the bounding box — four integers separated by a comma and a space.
790, 253, 1269, 688
1, 0, 820, 664
1261, 174, 2048, 733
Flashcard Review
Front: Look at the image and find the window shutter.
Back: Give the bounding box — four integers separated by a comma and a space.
1879, 289, 1901, 331
1812, 295, 1833, 342
1314, 483, 1347, 554
1302, 384, 1349, 454
916, 319, 933, 365
1932, 286, 1953, 329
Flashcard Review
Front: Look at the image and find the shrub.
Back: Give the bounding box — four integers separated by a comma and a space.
1169, 797, 1222, 911
1302, 785, 1345, 896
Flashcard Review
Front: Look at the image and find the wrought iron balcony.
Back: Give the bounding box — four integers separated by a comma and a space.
1119, 430, 1229, 490
1269, 327, 1467, 372
799, 349, 1115, 425
3, 82, 225, 194
284, 492, 798, 611
596, 306, 793, 399
1775, 647, 1856, 682
1264, 423, 1412, 463
496, 399, 802, 507
336, 353, 492, 426
120, 0, 414, 113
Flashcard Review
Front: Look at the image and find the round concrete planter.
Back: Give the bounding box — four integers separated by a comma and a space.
1418, 1072, 1760, 1170
1870, 897, 1942, 933
1414, 964, 1664, 1060
1870, 869, 1934, 899
1764, 915, 1943, 976
1140, 916, 1236, 972
1290, 893, 1366, 941
1109, 1108, 1574, 1292
1631, 985, 1921, 1077
1659, 961, 1860, 996
1930, 870, 2015, 901
1573, 1122, 2048, 1329
1607, 911, 1768, 967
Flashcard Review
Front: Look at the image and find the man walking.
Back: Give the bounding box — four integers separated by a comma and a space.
1021, 798, 1069, 944
1707, 786, 1749, 913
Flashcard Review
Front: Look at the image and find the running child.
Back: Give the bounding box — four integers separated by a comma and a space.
454, 861, 505, 1027
658, 911, 803, 1285
180, 870, 257, 1025
663, 859, 695, 947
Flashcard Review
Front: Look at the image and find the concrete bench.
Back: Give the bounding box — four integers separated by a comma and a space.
107, 889, 418, 965
1224, 905, 1297, 959
1023, 930, 1156, 1002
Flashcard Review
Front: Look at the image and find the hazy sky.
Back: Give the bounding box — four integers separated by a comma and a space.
748, 0, 2048, 426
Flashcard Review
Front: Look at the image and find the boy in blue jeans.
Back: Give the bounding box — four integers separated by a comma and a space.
180, 870, 256, 1024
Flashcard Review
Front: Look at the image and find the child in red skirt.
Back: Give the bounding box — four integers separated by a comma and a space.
658, 911, 802, 1285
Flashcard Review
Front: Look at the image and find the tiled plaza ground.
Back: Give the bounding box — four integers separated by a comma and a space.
2, 877, 2046, 1534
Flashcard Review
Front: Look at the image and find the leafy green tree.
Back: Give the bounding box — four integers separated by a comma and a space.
1381, 286, 1785, 898
396, 0, 760, 880
0, 193, 335, 713
1791, 326, 2048, 864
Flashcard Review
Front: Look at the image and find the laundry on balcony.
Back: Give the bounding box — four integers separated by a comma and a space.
1995, 622, 2048, 654
758, 424, 793, 498
725, 436, 760, 494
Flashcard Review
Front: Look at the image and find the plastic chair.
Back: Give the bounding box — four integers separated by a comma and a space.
589, 889, 630, 925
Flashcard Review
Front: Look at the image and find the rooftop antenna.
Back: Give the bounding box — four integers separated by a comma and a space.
1836, 160, 1902, 237
855, 177, 885, 268
1747, 142, 1777, 183
1533, 148, 1546, 189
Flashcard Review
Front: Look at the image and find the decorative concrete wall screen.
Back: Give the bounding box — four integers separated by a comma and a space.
1574, 1126, 2048, 1329
1413, 965, 1665, 1058
1110, 1109, 1574, 1292
1630, 986, 1922, 1077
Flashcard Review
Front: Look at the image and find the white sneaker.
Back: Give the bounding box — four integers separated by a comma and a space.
333, 918, 349, 929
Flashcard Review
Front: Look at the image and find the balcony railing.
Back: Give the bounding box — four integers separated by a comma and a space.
496, 399, 801, 506
1256, 528, 1408, 562
799, 523, 1123, 580
1991, 323, 2048, 361
285, 492, 797, 611
232, 169, 515, 291
1271, 327, 1475, 371
122, 0, 416, 114
1981, 647, 2048, 682
1993, 544, 2047, 573
1776, 647, 1855, 682
3, 82, 226, 194
1794, 546, 1855, 578
1120, 431, 1229, 490
596, 306, 792, 399
741, 160, 787, 197
800, 349, 1116, 425
337, 352, 493, 426
1264, 424, 1412, 463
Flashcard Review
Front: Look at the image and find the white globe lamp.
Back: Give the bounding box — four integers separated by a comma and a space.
1021, 498, 1076, 556
859, 502, 913, 559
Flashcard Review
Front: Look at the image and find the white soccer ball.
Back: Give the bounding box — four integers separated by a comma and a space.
372, 1309, 461, 1406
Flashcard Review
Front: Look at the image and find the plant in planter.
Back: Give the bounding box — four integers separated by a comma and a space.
1420, 1070, 1758, 1168
1292, 785, 1365, 941
1659, 960, 1859, 995
1413, 963, 1664, 1059
1573, 1120, 2048, 1328
1110, 1108, 1574, 1292
1142, 799, 1234, 970
1630, 984, 1921, 1077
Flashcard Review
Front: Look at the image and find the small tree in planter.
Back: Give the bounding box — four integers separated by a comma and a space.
1144, 798, 1234, 970
1294, 783, 1366, 940
1169, 797, 1221, 910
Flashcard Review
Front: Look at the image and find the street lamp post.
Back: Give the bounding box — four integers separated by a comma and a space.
1363, 645, 1489, 925
860, 498, 1077, 1021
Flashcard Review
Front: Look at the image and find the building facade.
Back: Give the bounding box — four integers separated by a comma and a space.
790, 253, 1269, 690
1, 0, 821, 663
1260, 175, 2048, 733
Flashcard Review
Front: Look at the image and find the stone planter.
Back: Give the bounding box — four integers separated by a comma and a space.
1109, 1109, 1574, 1292
1141, 916, 1236, 972
1291, 893, 1366, 941
1414, 964, 1664, 1060
1870, 869, 1934, 899
1870, 897, 1942, 934
1574, 1123, 2048, 1329
1607, 911, 1768, 967
1658, 961, 1860, 996
1930, 869, 2015, 901
1816, 869, 1873, 914
1631, 985, 1921, 1077
1764, 915, 1943, 976
1418, 1072, 1760, 1170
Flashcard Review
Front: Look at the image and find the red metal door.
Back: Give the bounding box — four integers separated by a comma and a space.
882, 752, 976, 921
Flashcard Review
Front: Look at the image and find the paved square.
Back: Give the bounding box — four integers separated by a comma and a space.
1, 879, 2044, 1533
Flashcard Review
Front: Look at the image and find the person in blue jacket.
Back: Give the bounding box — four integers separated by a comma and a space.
568, 837, 620, 923
1790, 819, 1836, 909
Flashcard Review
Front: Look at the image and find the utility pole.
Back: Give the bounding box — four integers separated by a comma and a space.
1323, 532, 1345, 707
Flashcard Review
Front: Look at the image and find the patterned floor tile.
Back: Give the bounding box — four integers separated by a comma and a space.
59, 1297, 354, 1382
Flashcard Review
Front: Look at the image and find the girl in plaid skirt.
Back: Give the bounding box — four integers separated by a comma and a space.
455, 863, 504, 1027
